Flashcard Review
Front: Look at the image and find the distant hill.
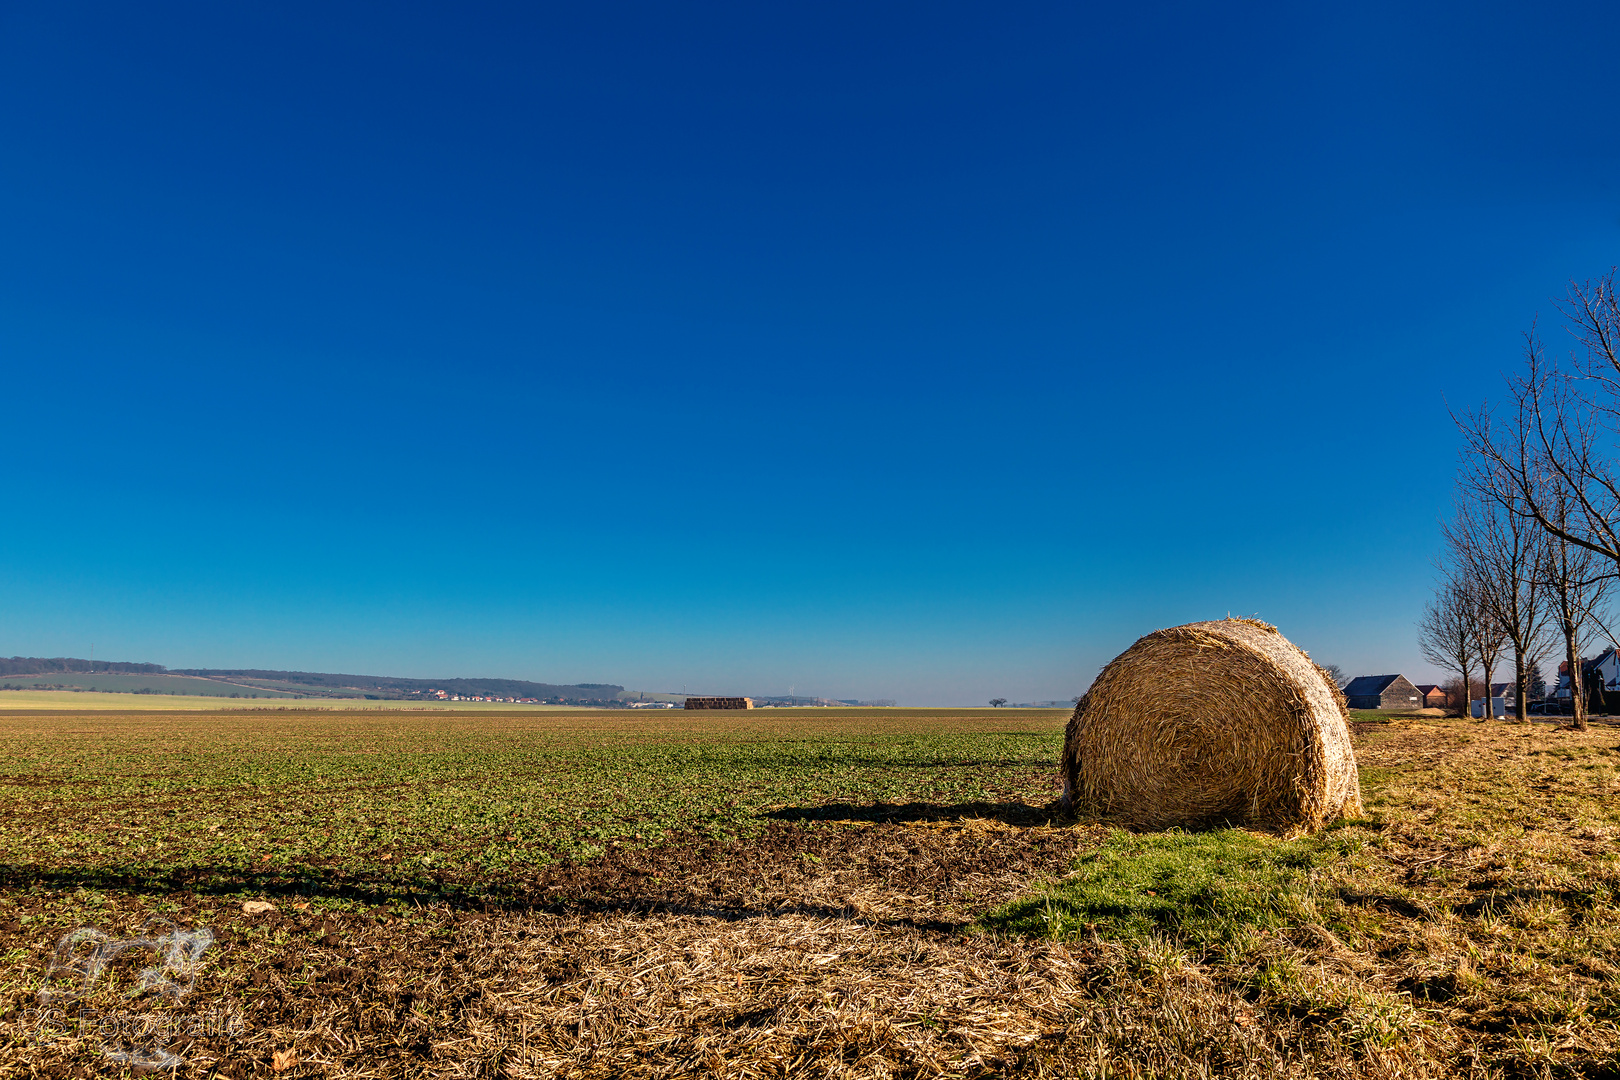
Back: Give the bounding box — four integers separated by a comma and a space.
0, 657, 626, 705
0, 657, 165, 676
176, 668, 625, 704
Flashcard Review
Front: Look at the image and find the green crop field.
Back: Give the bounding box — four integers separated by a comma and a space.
0, 708, 1067, 893
1, 708, 1618, 1078
0, 673, 301, 698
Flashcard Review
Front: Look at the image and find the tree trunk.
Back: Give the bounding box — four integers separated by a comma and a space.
1513, 645, 1529, 723
1565, 623, 1588, 731
1480, 654, 1497, 719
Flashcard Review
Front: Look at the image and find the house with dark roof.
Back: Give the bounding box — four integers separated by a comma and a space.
1551, 647, 1620, 712
1555, 647, 1620, 700
1342, 674, 1423, 711
1413, 684, 1448, 709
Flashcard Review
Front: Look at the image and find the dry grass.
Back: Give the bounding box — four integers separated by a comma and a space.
1016, 715, 1620, 1079
1061, 620, 1362, 833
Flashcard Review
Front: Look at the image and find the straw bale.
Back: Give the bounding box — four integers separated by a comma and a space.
1060, 618, 1362, 833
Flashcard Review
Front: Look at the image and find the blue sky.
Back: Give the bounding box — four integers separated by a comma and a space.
1, 2, 1616, 703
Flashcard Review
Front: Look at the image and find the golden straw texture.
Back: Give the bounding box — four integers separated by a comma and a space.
1060, 619, 1363, 834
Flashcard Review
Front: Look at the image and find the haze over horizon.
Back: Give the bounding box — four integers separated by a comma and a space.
3, 2, 1618, 704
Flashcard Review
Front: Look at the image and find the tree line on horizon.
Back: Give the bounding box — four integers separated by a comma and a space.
0, 657, 165, 676
1419, 271, 1620, 730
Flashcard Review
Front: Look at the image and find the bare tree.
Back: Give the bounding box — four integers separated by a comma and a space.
1537, 481, 1612, 729
1452, 274, 1620, 728
1458, 274, 1620, 583
1471, 594, 1507, 718
1320, 663, 1347, 689
1444, 482, 1549, 722
1419, 575, 1475, 717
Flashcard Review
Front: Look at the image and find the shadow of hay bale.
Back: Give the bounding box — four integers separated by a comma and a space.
762, 801, 1062, 827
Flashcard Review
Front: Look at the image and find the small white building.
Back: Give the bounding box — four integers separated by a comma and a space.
1473, 682, 1517, 717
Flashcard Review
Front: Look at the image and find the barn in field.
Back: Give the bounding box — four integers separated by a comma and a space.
684, 696, 754, 710
1342, 674, 1423, 711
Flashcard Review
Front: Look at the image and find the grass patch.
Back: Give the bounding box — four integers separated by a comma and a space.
985, 826, 1364, 950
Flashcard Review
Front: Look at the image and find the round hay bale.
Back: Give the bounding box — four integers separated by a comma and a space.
1060, 618, 1362, 834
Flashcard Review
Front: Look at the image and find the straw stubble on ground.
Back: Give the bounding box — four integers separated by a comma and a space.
4, 816, 1106, 1078
0, 708, 1617, 1078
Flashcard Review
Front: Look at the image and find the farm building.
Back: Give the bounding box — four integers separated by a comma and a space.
684, 696, 754, 710
1342, 674, 1423, 711
1413, 684, 1449, 709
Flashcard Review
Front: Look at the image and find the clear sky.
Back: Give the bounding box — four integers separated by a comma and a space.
2, 2, 1617, 703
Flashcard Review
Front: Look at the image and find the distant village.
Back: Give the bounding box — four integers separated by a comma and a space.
415, 689, 543, 703
1343, 647, 1620, 717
